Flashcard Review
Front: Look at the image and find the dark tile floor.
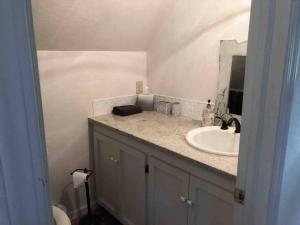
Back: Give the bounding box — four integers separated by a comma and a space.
71, 206, 122, 225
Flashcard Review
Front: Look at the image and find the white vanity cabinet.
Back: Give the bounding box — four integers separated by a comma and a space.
91, 122, 235, 225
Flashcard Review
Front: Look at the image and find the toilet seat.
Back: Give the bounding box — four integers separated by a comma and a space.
52, 206, 71, 225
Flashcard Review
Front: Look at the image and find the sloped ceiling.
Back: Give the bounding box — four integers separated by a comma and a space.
32, 0, 176, 51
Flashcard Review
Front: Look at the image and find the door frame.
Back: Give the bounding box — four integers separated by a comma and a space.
0, 0, 52, 225
1, 0, 298, 224
234, 0, 299, 224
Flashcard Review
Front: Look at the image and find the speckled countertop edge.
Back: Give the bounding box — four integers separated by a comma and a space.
89, 112, 238, 178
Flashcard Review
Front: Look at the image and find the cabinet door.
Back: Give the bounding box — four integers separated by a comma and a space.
188, 176, 234, 225
148, 157, 189, 225
119, 144, 146, 225
94, 133, 120, 215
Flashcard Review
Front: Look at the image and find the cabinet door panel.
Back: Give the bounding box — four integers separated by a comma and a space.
119, 145, 146, 225
94, 133, 120, 214
148, 157, 189, 225
188, 176, 234, 225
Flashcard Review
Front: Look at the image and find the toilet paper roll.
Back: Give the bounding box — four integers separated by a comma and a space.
72, 171, 88, 189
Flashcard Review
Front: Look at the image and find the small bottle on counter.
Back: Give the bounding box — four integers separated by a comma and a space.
202, 99, 214, 126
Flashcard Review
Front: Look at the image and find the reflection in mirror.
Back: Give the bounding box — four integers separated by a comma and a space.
228, 55, 246, 115
215, 40, 247, 118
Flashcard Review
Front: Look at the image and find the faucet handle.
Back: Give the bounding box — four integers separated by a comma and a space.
228, 118, 241, 133
215, 116, 229, 130
215, 116, 223, 121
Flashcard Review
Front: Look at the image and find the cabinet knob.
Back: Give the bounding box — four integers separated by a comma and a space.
110, 157, 119, 163
186, 200, 194, 206
180, 196, 187, 203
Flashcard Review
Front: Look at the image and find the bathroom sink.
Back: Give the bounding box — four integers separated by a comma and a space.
186, 126, 240, 156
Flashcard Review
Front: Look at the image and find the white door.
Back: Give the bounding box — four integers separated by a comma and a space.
0, 160, 10, 225
234, 0, 298, 225
0, 0, 52, 224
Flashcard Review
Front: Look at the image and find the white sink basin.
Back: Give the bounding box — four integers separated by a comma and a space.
186, 126, 240, 156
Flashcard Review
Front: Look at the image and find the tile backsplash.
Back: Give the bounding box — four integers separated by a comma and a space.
92, 94, 213, 120
154, 94, 213, 120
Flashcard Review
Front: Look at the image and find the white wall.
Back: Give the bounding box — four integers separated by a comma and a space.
148, 0, 251, 101
32, 0, 176, 51
37, 51, 147, 214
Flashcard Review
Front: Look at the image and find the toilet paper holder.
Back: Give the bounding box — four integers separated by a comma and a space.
70, 168, 101, 225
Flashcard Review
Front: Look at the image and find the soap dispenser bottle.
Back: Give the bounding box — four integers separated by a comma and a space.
202, 99, 214, 126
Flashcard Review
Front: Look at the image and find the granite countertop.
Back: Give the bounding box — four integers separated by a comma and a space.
90, 111, 238, 177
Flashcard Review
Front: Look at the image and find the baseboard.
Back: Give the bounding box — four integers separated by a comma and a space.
68, 201, 97, 221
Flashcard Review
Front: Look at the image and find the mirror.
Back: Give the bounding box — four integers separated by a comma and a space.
215, 40, 247, 117
228, 55, 246, 115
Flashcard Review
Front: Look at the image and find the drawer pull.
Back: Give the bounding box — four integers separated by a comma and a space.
187, 200, 194, 206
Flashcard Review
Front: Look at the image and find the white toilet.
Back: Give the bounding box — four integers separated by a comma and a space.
52, 205, 71, 225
